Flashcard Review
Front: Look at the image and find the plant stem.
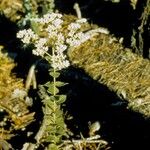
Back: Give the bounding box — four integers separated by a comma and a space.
52, 48, 56, 96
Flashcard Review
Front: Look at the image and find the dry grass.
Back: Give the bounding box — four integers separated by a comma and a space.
0, 0, 23, 21
68, 31, 150, 117
0, 49, 34, 141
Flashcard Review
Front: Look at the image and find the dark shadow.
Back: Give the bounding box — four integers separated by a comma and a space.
0, 15, 19, 52
61, 67, 150, 150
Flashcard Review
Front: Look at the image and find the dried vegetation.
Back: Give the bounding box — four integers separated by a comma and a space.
0, 47, 34, 146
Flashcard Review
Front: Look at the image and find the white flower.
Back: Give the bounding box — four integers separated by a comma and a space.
68, 31, 75, 37
37, 38, 47, 45
33, 46, 48, 56
51, 54, 70, 70
44, 13, 62, 21
55, 44, 67, 53
66, 38, 80, 47
17, 29, 38, 44
31, 13, 63, 25
68, 23, 81, 31
17, 29, 26, 39
46, 24, 59, 38
33, 38, 49, 56
52, 18, 63, 28
66, 31, 91, 47
18, 13, 101, 70
57, 33, 65, 43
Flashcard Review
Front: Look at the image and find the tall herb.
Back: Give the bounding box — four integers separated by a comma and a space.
17, 12, 100, 149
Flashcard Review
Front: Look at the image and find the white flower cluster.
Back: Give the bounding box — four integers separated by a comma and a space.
32, 13, 63, 25
17, 13, 102, 70
17, 29, 38, 44
66, 18, 92, 47
33, 38, 48, 57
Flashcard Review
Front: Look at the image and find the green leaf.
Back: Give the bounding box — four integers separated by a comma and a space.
44, 81, 68, 88
49, 71, 60, 78
47, 85, 59, 95
31, 21, 41, 35
57, 95, 67, 104
49, 95, 66, 104
49, 95, 57, 101
45, 135, 59, 143
55, 81, 68, 87
44, 81, 51, 87
47, 143, 59, 150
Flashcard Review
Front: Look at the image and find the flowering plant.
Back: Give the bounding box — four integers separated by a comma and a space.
17, 12, 99, 70
17, 12, 103, 149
